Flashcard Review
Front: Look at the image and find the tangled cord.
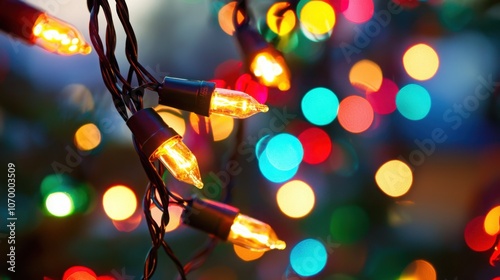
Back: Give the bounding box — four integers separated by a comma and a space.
87, 0, 245, 278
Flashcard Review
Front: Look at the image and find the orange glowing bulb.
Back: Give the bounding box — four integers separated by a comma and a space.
228, 214, 286, 252
32, 14, 91, 55
154, 135, 203, 189
210, 88, 269, 119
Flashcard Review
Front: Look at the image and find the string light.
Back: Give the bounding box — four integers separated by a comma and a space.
126, 108, 203, 189
158, 76, 269, 118
182, 197, 286, 252
0, 0, 91, 55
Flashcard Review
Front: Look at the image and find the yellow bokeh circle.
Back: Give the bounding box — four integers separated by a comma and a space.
233, 245, 265, 261
74, 123, 101, 151
403, 43, 439, 81
102, 185, 137, 221
276, 180, 315, 218
267, 2, 296, 36
300, 1, 336, 36
375, 160, 413, 197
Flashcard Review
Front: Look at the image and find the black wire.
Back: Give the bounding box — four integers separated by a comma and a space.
88, 0, 161, 121
88, 0, 250, 278
134, 138, 188, 280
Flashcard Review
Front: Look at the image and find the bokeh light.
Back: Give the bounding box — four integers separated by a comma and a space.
112, 211, 142, 232
403, 43, 440, 81
290, 239, 328, 277
266, 133, 304, 171
330, 0, 349, 13
255, 134, 271, 160
300, 1, 336, 39
157, 106, 186, 137
189, 112, 234, 141
301, 87, 339, 126
96, 276, 116, 280
165, 205, 184, 232
464, 216, 497, 252
102, 185, 137, 221
210, 114, 234, 141
63, 266, 97, 280
342, 0, 374, 24
349, 59, 383, 92
60, 84, 95, 113
218, 1, 245, 35
330, 205, 369, 244
366, 78, 399, 114
267, 2, 296, 36
276, 180, 315, 218
234, 244, 265, 261
375, 160, 413, 197
338, 95, 374, 133
484, 205, 500, 236
235, 73, 269, 104
298, 127, 332, 164
190, 113, 210, 135
400, 259, 437, 280
40, 174, 92, 215
258, 152, 299, 183
150, 202, 184, 232
257, 133, 301, 183
213, 60, 243, 86
74, 123, 101, 151
45, 192, 74, 217
396, 84, 432, 121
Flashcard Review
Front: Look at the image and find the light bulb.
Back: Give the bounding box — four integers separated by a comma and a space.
158, 77, 269, 118
0, 0, 90, 55
250, 51, 290, 91
32, 14, 91, 55
228, 214, 286, 252
154, 135, 203, 189
127, 108, 203, 189
182, 198, 286, 252
236, 24, 291, 91
210, 88, 268, 118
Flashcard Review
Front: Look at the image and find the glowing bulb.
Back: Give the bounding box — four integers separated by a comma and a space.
154, 136, 203, 189
32, 14, 91, 55
210, 88, 268, 118
158, 77, 269, 118
228, 214, 286, 252
250, 51, 290, 91
182, 198, 285, 252
127, 108, 203, 189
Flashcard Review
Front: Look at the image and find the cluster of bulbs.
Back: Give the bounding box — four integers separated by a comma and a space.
127, 76, 286, 252
0, 0, 290, 257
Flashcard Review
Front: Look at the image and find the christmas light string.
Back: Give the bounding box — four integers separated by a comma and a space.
0, 0, 288, 277
86, 0, 285, 279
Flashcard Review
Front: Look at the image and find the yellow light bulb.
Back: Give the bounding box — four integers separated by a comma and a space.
154, 135, 203, 189
227, 214, 286, 252
210, 88, 269, 119
250, 51, 290, 91
32, 14, 91, 55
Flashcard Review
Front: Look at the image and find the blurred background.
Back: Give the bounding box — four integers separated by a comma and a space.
1, 0, 500, 279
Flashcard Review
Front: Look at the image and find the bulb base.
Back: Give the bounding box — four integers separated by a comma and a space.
158, 77, 216, 116
126, 108, 178, 158
182, 198, 239, 240
0, 0, 42, 43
